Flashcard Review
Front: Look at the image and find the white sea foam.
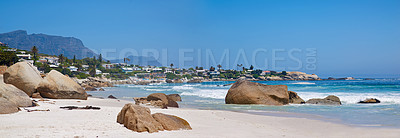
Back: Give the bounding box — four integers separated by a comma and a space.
291, 82, 316, 85
172, 85, 196, 91
143, 88, 168, 92
181, 89, 228, 99
297, 92, 400, 104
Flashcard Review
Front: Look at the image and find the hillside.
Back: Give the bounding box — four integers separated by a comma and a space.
0, 30, 162, 66
0, 30, 96, 59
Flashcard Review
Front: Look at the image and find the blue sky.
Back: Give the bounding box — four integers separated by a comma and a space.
1, 0, 400, 78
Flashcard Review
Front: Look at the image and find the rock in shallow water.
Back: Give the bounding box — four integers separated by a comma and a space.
167, 94, 182, 102
108, 95, 117, 99
147, 93, 179, 108
306, 95, 341, 105
288, 91, 305, 104
225, 80, 289, 105
358, 98, 380, 104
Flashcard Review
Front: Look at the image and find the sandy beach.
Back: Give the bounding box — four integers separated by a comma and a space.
0, 98, 399, 138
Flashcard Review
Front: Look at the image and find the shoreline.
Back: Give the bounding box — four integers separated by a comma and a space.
90, 83, 400, 129
1, 98, 399, 137
182, 102, 397, 129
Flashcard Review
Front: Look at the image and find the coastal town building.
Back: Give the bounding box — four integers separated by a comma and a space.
102, 64, 115, 69
96, 69, 102, 75
68, 66, 78, 72
122, 67, 134, 73
210, 71, 220, 77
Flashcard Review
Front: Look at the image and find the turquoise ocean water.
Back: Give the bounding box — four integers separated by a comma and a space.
88, 79, 400, 128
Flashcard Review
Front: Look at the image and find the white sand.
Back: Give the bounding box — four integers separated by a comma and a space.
1, 98, 399, 138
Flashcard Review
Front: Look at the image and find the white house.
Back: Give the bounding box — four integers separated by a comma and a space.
122, 67, 133, 73
196, 69, 206, 73
152, 67, 163, 72
68, 66, 78, 72
102, 64, 115, 69
96, 69, 102, 75
82, 65, 89, 69
16, 53, 31, 60
210, 71, 220, 77
165, 68, 174, 73
133, 67, 142, 71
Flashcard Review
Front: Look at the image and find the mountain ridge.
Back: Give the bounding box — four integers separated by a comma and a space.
0, 30, 96, 59
0, 30, 162, 66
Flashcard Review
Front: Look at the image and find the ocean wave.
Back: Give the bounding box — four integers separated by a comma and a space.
181, 89, 228, 99
143, 88, 170, 92
172, 85, 196, 91
297, 92, 400, 104
291, 82, 316, 85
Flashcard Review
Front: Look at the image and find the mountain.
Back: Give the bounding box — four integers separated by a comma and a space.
110, 55, 162, 67
0, 30, 96, 59
0, 30, 163, 66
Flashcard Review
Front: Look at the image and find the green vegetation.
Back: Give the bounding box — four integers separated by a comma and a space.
0, 50, 18, 66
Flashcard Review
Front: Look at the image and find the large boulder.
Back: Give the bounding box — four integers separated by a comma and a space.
288, 91, 305, 104
306, 95, 341, 105
117, 103, 164, 133
3, 62, 43, 96
0, 75, 33, 114
0, 98, 19, 114
225, 80, 289, 105
147, 93, 179, 108
152, 113, 192, 131
167, 94, 182, 102
36, 70, 87, 100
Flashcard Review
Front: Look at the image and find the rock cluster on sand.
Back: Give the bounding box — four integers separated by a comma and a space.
2, 62, 88, 100
225, 80, 289, 105
84, 86, 97, 91
0, 75, 33, 114
3, 62, 43, 96
134, 93, 181, 109
358, 98, 380, 104
36, 70, 87, 100
117, 103, 191, 133
152, 113, 192, 131
167, 94, 182, 102
306, 95, 341, 105
73, 77, 113, 91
